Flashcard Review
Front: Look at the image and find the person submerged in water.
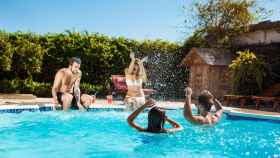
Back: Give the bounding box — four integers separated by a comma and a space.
127, 99, 183, 133
183, 87, 223, 125
51, 57, 93, 111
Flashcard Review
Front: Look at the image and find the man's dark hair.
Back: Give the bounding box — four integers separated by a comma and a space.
69, 57, 81, 65
198, 95, 212, 112
198, 90, 214, 112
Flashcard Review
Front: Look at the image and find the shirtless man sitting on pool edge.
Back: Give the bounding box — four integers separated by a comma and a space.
51, 57, 92, 111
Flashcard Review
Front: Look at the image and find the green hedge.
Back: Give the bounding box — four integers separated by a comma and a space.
0, 30, 188, 99
0, 78, 104, 97
0, 78, 51, 97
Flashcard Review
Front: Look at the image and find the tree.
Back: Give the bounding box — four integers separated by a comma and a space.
184, 0, 271, 47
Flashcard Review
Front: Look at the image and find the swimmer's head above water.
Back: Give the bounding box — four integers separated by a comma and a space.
147, 106, 166, 133
197, 90, 214, 115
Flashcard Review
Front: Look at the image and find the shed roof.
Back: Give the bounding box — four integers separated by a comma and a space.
181, 48, 233, 66
249, 20, 280, 32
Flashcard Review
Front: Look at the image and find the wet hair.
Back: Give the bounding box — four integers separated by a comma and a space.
69, 57, 81, 65
198, 90, 214, 112
146, 107, 166, 133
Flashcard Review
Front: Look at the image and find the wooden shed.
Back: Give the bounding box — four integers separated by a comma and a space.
181, 48, 234, 99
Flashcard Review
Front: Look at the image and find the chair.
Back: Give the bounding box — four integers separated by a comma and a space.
111, 75, 127, 94
223, 95, 250, 108
111, 75, 157, 96
251, 84, 280, 111
224, 84, 280, 111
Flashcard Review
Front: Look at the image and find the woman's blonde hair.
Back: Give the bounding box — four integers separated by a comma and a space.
125, 58, 147, 82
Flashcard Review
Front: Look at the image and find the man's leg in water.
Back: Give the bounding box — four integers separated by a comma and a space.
81, 94, 92, 109
61, 93, 73, 111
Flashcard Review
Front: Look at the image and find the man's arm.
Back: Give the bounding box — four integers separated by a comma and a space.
211, 99, 224, 123
214, 98, 223, 111
184, 93, 194, 120
183, 87, 210, 125
184, 98, 208, 125
74, 77, 85, 111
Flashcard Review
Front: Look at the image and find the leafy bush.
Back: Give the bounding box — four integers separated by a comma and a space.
0, 38, 13, 71
33, 82, 52, 97
0, 78, 104, 97
229, 50, 271, 95
0, 79, 48, 94
0, 30, 187, 98
80, 83, 103, 95
0, 79, 21, 93
13, 39, 46, 78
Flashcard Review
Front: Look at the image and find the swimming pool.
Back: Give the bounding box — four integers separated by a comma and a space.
0, 109, 279, 158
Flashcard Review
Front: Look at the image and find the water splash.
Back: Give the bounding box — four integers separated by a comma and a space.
136, 49, 189, 100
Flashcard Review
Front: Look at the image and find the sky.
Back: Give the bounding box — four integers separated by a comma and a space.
0, 0, 279, 42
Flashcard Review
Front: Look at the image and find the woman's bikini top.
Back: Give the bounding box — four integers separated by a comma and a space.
126, 79, 142, 86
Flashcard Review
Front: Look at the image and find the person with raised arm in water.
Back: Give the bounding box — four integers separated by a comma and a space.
127, 99, 183, 133
183, 87, 223, 125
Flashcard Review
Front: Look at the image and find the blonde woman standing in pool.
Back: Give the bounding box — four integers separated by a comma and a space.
124, 52, 148, 110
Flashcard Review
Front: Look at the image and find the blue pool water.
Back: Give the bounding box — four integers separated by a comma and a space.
0, 109, 279, 158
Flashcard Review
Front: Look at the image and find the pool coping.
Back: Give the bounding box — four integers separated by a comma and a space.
1, 98, 280, 122
0, 98, 186, 113
223, 107, 280, 122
